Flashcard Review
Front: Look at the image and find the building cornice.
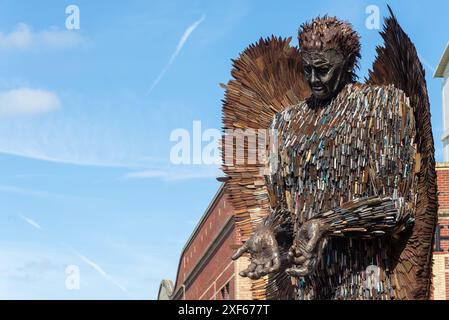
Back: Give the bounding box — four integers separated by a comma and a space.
434, 42, 449, 78
436, 162, 449, 170
438, 209, 449, 218
171, 183, 226, 296
181, 183, 225, 254
172, 216, 234, 300
157, 279, 174, 300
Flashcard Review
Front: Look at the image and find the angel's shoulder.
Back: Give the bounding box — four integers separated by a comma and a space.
338, 83, 411, 114
340, 82, 407, 99
270, 100, 309, 129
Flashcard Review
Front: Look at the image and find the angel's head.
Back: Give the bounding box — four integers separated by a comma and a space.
298, 16, 361, 100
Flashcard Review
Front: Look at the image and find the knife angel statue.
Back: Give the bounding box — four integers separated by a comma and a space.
221, 7, 437, 300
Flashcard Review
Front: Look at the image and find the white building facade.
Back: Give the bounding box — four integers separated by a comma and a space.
435, 43, 449, 161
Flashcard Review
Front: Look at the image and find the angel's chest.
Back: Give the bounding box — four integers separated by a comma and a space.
277, 105, 369, 168
270, 102, 372, 216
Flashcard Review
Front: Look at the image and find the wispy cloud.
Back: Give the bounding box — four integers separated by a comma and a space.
0, 87, 60, 118
0, 184, 53, 197
147, 15, 205, 94
0, 184, 87, 201
19, 214, 42, 230
16, 258, 61, 275
0, 149, 140, 168
74, 252, 107, 277
73, 251, 130, 297
0, 23, 85, 50
123, 165, 221, 182
15, 214, 130, 297
0, 88, 168, 168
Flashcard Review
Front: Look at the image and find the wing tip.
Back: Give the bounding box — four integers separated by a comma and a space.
386, 4, 398, 23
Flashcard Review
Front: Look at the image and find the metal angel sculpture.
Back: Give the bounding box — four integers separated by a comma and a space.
221, 7, 437, 300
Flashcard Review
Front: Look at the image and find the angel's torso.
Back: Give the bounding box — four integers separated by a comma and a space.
265, 83, 416, 299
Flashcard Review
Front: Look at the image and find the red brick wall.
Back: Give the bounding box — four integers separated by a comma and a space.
175, 191, 233, 290
185, 226, 236, 300
433, 165, 449, 300
436, 165, 449, 253
173, 189, 239, 300
437, 168, 449, 210
192, 232, 235, 300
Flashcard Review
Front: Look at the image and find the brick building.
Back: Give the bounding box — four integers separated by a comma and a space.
433, 163, 449, 299
162, 183, 252, 300
432, 42, 449, 300
435, 42, 449, 160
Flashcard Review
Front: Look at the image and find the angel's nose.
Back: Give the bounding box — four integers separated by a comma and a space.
310, 69, 320, 85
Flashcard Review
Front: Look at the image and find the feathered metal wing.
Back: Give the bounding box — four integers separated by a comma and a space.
221, 36, 310, 299
366, 7, 438, 299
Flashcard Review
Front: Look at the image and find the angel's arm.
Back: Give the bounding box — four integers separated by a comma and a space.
312, 195, 414, 238
261, 114, 296, 247
262, 205, 294, 249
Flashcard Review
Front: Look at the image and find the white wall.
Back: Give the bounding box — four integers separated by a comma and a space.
442, 65, 449, 161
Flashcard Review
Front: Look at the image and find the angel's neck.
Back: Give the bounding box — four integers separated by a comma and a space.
307, 94, 336, 110
307, 80, 354, 109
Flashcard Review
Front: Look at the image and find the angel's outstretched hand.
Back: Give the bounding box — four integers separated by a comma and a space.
232, 226, 281, 280
286, 219, 327, 277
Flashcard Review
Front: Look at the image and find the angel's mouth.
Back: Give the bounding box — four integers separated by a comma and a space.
312, 85, 325, 92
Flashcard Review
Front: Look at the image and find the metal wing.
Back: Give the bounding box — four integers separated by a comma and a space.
221, 36, 310, 299
366, 6, 438, 299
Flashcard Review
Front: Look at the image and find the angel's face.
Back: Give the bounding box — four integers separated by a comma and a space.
302, 49, 347, 100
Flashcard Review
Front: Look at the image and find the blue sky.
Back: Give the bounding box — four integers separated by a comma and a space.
0, 0, 447, 299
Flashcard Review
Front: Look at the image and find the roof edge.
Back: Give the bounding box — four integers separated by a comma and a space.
434, 42, 449, 78
171, 183, 226, 295
181, 183, 226, 254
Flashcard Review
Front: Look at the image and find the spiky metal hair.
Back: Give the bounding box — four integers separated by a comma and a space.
298, 16, 361, 80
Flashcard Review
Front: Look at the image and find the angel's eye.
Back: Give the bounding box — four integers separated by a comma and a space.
317, 66, 330, 74
304, 66, 312, 74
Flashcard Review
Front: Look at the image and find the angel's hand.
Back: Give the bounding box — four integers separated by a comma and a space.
231, 226, 281, 280
286, 219, 328, 277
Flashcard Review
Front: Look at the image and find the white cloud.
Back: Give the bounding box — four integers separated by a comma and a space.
0, 243, 132, 299
13, 213, 130, 297
19, 215, 42, 230
124, 170, 167, 179
147, 15, 205, 94
0, 184, 87, 201
0, 241, 167, 299
123, 165, 221, 181
0, 91, 160, 168
0, 23, 85, 50
74, 252, 107, 278
38, 27, 85, 48
0, 88, 60, 118
73, 251, 130, 296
